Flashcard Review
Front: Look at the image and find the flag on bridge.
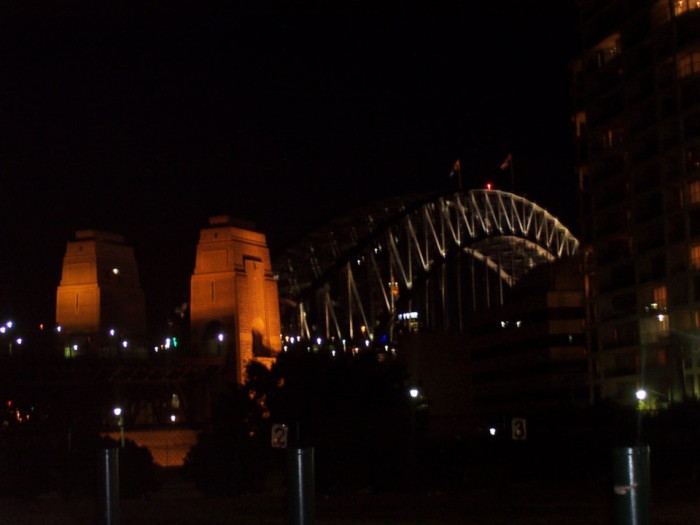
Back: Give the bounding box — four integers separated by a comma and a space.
500, 154, 512, 171
449, 159, 462, 190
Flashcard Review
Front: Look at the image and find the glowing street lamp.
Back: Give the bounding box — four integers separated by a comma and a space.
113, 407, 125, 447
0, 321, 15, 355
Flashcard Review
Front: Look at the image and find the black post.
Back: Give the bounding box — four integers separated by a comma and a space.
287, 447, 315, 525
612, 445, 650, 525
99, 447, 120, 525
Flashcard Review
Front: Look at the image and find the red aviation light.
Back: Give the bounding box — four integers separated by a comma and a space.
485, 182, 494, 190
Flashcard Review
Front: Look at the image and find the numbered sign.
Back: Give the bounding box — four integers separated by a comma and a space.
271, 423, 289, 448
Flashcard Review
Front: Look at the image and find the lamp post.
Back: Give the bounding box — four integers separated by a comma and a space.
610, 389, 654, 525
217, 332, 224, 356
635, 387, 669, 409
1, 321, 14, 355
113, 407, 125, 448
407, 386, 425, 481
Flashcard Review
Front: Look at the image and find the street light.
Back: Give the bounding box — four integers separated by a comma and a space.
0, 321, 15, 355
113, 407, 125, 447
635, 388, 668, 404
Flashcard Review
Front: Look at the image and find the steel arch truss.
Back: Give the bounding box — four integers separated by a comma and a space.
275, 190, 579, 344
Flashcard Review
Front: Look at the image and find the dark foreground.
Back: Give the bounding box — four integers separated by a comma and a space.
0, 472, 698, 525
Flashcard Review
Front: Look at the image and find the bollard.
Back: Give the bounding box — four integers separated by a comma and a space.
99, 447, 120, 525
287, 447, 315, 525
612, 445, 650, 525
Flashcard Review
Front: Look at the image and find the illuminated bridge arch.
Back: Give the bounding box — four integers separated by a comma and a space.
274, 190, 579, 345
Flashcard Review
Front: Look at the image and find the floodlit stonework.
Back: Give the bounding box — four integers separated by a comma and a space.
190, 216, 281, 383
56, 230, 147, 357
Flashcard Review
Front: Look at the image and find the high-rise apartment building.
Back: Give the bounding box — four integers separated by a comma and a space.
468, 258, 589, 416
574, 0, 700, 404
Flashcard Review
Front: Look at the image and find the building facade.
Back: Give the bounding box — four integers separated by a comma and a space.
574, 0, 700, 404
467, 258, 589, 418
190, 216, 281, 383
56, 230, 147, 357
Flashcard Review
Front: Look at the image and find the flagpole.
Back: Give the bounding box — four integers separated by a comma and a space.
450, 159, 462, 191
509, 157, 515, 193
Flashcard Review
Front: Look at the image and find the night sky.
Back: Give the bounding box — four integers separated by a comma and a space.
1, 2, 579, 336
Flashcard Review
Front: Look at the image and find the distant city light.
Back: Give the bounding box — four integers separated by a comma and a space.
489, 427, 497, 436
217, 333, 224, 342
121, 340, 128, 348
15, 338, 22, 345
113, 407, 122, 417
170, 414, 177, 422
636, 389, 648, 401
109, 329, 116, 336
112, 268, 120, 275
409, 388, 420, 398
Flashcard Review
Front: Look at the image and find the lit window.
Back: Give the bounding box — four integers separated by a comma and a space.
578, 166, 589, 191
593, 33, 621, 67
692, 244, 700, 269
677, 51, 700, 78
574, 111, 587, 138
653, 285, 668, 309
602, 128, 624, 149
689, 181, 700, 204
674, 0, 700, 15
652, 0, 672, 24
687, 147, 700, 171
